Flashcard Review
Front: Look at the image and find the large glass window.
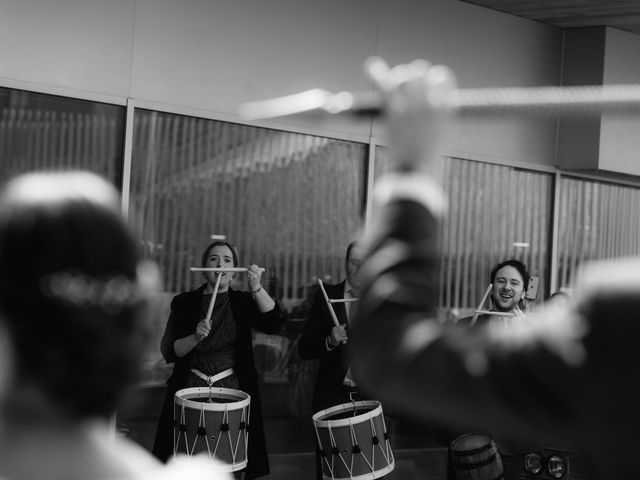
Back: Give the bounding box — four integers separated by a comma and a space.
556, 176, 640, 289
0, 87, 125, 184
121, 109, 368, 452
375, 147, 553, 317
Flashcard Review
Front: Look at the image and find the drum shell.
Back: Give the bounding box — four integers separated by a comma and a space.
313, 400, 394, 480
450, 433, 504, 480
173, 387, 250, 472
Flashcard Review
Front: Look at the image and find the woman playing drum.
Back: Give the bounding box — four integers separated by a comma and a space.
152, 241, 285, 479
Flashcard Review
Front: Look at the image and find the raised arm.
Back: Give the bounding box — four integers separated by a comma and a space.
350, 58, 589, 441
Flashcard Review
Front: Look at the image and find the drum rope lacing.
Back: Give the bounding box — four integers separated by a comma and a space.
313, 403, 394, 480
173, 389, 250, 471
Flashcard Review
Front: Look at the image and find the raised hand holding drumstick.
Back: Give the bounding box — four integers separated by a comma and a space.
246, 263, 277, 312
328, 324, 348, 347
247, 263, 263, 292
364, 57, 457, 178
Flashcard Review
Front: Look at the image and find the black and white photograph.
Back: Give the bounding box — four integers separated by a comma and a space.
0, 1, 639, 479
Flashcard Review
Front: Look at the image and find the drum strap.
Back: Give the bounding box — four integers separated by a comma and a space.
190, 367, 235, 387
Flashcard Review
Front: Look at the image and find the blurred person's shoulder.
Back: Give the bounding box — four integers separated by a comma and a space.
113, 436, 231, 480
149, 455, 232, 480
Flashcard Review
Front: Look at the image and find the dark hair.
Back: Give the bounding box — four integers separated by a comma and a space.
201, 241, 239, 268
0, 172, 149, 419
490, 259, 530, 291
345, 241, 357, 272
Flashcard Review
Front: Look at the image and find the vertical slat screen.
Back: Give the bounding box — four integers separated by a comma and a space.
557, 176, 640, 289
0, 88, 124, 184
375, 147, 553, 313
130, 109, 367, 302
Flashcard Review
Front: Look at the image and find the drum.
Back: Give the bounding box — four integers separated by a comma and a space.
173, 387, 251, 472
450, 433, 504, 480
312, 400, 394, 480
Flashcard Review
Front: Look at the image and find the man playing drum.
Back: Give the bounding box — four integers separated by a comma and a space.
457, 259, 530, 327
299, 241, 368, 479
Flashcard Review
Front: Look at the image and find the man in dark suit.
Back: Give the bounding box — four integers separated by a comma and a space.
299, 241, 364, 412
351, 58, 640, 480
298, 241, 364, 480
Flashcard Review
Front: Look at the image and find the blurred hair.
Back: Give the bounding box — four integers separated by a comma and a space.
0, 171, 149, 419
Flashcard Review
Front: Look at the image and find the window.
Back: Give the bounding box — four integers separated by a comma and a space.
375, 147, 553, 315
128, 108, 367, 409
0, 87, 125, 184
556, 176, 640, 289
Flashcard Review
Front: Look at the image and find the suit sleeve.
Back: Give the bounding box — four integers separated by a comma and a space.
351, 197, 588, 440
298, 291, 333, 360
247, 292, 286, 334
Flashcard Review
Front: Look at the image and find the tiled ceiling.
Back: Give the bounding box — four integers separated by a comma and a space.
460, 0, 640, 35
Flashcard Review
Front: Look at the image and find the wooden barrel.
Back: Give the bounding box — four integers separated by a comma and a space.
450, 433, 504, 480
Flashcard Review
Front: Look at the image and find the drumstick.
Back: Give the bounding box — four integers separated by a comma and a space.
470, 284, 492, 327
317, 279, 341, 328
473, 310, 515, 317
190, 267, 266, 273
210, 234, 227, 240
328, 298, 360, 303
205, 273, 223, 324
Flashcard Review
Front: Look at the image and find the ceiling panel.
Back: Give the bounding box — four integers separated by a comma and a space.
460, 0, 640, 34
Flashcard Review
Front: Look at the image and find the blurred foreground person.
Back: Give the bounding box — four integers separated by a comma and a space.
0, 171, 228, 480
351, 58, 638, 480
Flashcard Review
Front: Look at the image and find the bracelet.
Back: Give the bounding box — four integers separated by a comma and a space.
251, 285, 263, 295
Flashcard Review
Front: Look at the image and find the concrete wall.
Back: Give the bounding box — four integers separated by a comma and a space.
600, 27, 640, 176
0, 0, 563, 166
0, 0, 135, 99
374, 0, 562, 167
556, 26, 640, 176
556, 27, 606, 171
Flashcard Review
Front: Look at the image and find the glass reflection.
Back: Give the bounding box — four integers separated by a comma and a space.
123, 109, 367, 456
0, 87, 125, 185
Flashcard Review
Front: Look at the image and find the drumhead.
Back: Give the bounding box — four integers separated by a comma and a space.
312, 400, 383, 428
175, 387, 251, 411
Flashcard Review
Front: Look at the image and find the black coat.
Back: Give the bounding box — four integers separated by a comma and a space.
152, 285, 285, 479
298, 281, 351, 413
